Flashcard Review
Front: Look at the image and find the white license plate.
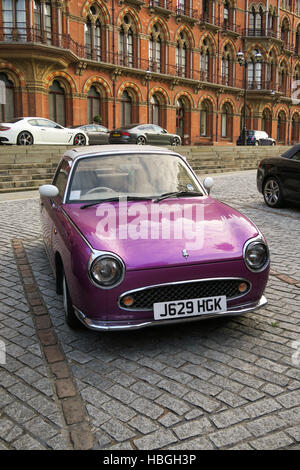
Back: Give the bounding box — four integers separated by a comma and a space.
153, 296, 227, 320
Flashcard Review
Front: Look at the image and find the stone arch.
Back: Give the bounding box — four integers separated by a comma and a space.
83, 76, 112, 97
46, 71, 76, 95
149, 86, 170, 105
117, 7, 142, 34
147, 16, 170, 41
0, 62, 25, 87
174, 25, 195, 48
81, 0, 110, 23
117, 82, 142, 103
173, 91, 194, 109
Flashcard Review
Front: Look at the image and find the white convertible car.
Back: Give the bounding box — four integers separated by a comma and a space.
0, 117, 89, 146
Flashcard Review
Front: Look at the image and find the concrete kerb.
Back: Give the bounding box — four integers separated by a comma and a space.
11, 238, 95, 450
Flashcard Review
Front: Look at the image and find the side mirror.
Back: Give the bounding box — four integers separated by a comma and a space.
39, 184, 59, 198
203, 177, 214, 195
163, 129, 167, 133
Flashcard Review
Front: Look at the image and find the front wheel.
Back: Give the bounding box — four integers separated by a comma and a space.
17, 131, 34, 145
73, 133, 87, 146
62, 273, 82, 329
254, 141, 259, 146
136, 136, 146, 145
171, 137, 181, 146
263, 177, 284, 208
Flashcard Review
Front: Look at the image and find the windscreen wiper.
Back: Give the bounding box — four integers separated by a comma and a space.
80, 196, 153, 210
153, 190, 203, 203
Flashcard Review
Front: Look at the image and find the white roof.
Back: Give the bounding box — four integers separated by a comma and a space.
63, 144, 179, 160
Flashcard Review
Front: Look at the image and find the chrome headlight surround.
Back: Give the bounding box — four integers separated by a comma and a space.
88, 252, 125, 289
243, 236, 270, 273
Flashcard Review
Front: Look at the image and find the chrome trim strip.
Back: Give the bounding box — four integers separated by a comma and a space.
74, 295, 267, 331
118, 277, 252, 311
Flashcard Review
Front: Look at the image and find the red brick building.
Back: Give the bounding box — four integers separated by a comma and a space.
1, 0, 300, 145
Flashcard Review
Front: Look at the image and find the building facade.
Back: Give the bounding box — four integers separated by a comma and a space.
1, 0, 300, 145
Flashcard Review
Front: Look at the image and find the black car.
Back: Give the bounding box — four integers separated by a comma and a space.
71, 124, 110, 145
257, 144, 300, 208
237, 130, 276, 146
108, 124, 181, 146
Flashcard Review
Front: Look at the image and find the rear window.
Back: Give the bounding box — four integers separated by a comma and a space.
6, 118, 23, 123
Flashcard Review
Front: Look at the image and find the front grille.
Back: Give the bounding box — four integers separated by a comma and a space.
119, 279, 250, 310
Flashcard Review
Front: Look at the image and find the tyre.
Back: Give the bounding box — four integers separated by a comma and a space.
62, 272, 82, 329
73, 133, 86, 146
17, 131, 34, 145
136, 136, 146, 145
254, 140, 259, 146
263, 177, 284, 208
171, 137, 181, 146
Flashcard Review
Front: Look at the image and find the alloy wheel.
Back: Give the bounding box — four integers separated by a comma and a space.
263, 178, 283, 208
74, 133, 86, 146
17, 131, 33, 145
137, 136, 146, 145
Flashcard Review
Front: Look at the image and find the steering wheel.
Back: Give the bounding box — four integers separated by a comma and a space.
85, 186, 116, 195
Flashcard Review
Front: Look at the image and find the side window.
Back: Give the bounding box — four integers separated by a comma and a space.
291, 150, 300, 161
28, 119, 39, 126
53, 160, 70, 199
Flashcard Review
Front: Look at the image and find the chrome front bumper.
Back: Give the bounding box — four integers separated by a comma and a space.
74, 295, 267, 332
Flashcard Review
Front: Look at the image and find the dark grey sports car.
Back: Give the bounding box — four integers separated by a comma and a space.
257, 144, 300, 207
108, 124, 181, 146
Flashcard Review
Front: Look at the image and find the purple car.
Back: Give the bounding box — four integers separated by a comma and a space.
39, 145, 269, 331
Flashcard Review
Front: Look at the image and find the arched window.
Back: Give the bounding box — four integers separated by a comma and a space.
277, 111, 286, 143
149, 25, 162, 73
249, 6, 263, 35
200, 38, 213, 82
176, 98, 185, 138
200, 100, 212, 137
150, 95, 160, 125
262, 108, 272, 136
120, 90, 132, 127
0, 72, 15, 121
221, 103, 232, 138
2, 0, 26, 41
281, 18, 290, 47
119, 15, 135, 67
279, 62, 288, 95
248, 50, 262, 90
84, 5, 103, 62
49, 80, 66, 126
176, 31, 189, 78
296, 25, 300, 55
87, 86, 101, 124
240, 106, 251, 132
85, 18, 92, 59
292, 114, 300, 143
221, 44, 234, 86
33, 1, 52, 43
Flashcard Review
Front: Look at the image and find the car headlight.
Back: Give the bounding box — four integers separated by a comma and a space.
244, 240, 269, 272
89, 254, 125, 288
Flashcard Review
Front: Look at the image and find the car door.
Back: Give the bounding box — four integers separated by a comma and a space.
36, 119, 63, 143
81, 125, 97, 145
40, 159, 71, 269
152, 125, 169, 145
95, 125, 110, 144
279, 151, 300, 202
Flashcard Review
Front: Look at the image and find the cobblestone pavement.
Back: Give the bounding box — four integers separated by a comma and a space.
0, 170, 300, 450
